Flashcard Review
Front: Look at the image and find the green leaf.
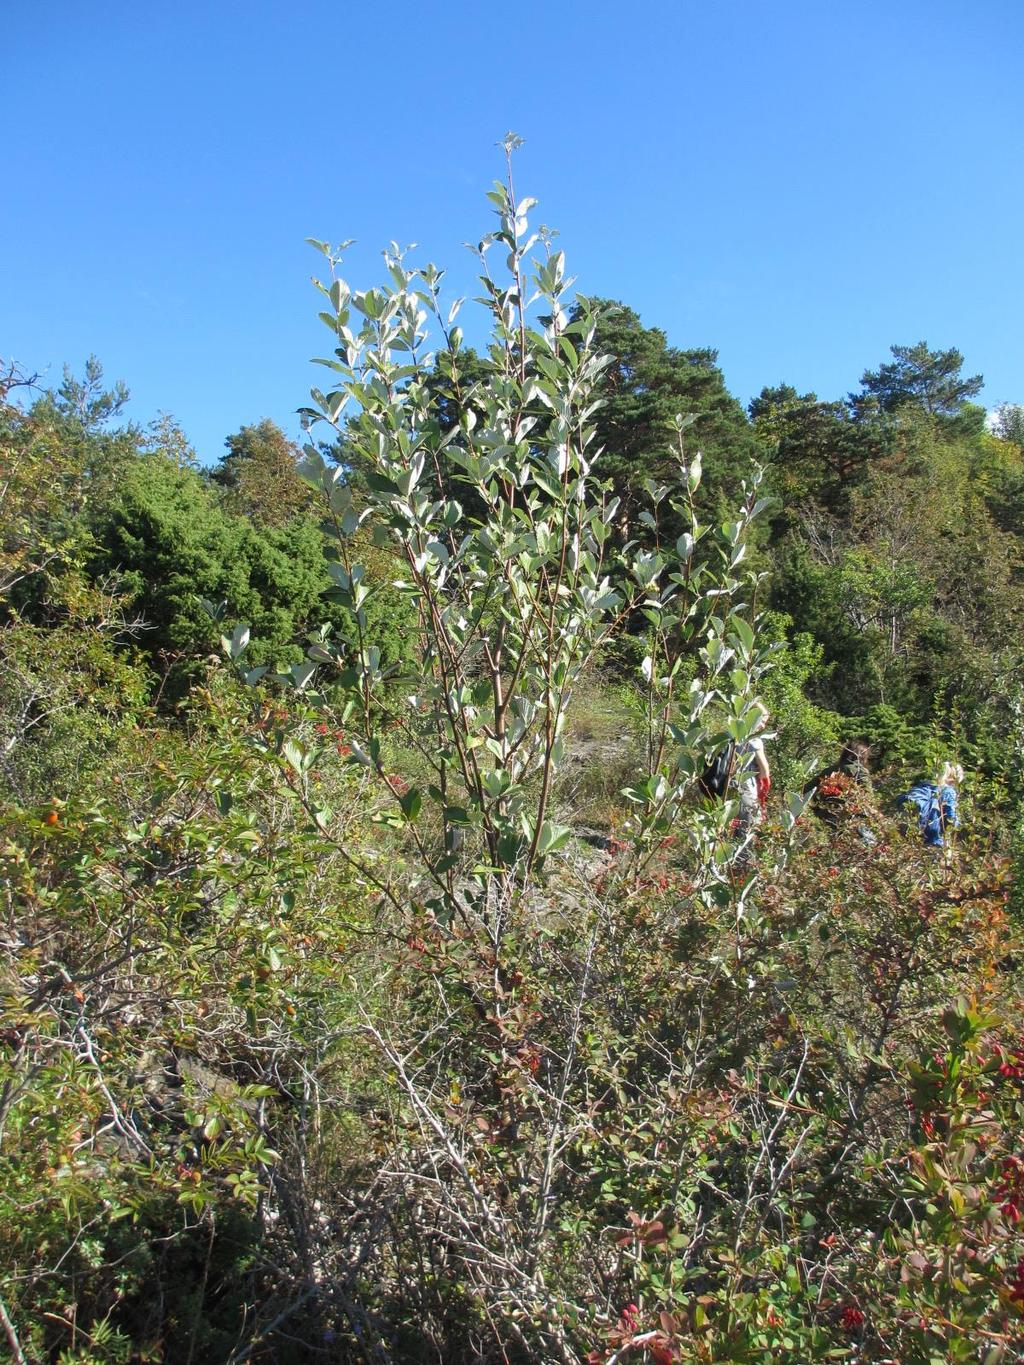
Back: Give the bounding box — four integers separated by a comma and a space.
282, 740, 305, 774
365, 472, 401, 496
731, 616, 755, 656
536, 821, 571, 856
221, 623, 250, 661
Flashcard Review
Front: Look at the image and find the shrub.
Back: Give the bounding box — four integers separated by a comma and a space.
226, 144, 786, 1361
0, 688, 372, 1360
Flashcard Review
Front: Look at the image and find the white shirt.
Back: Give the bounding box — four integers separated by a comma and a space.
737, 737, 766, 798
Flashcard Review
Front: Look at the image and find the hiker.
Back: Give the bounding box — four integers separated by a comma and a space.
804, 739, 872, 798
896, 762, 962, 849
805, 739, 876, 841
736, 703, 771, 857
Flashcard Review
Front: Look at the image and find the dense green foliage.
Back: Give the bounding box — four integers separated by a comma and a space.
89, 453, 336, 684
212, 419, 315, 527
572, 300, 757, 527
2, 159, 1023, 1363
754, 349, 1024, 778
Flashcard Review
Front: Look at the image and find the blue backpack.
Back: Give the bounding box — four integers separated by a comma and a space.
897, 781, 959, 847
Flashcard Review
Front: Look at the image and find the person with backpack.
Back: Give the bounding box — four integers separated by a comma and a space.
804, 739, 872, 799
699, 704, 770, 802
804, 739, 878, 843
804, 739, 872, 823
896, 761, 962, 849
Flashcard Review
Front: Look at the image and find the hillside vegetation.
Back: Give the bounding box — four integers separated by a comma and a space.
2, 154, 1023, 1363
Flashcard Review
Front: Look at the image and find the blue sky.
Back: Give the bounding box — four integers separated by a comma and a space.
4, 1, 1022, 462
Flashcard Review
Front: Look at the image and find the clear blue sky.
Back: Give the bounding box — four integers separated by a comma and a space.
4, 1, 1022, 463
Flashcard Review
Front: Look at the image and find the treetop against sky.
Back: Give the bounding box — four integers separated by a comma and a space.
4, 0, 1022, 462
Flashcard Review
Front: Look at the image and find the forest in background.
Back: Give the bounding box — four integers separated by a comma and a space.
3, 168, 1024, 1363
6, 313, 1024, 803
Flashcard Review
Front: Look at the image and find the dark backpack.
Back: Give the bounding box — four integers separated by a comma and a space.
700, 742, 736, 800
